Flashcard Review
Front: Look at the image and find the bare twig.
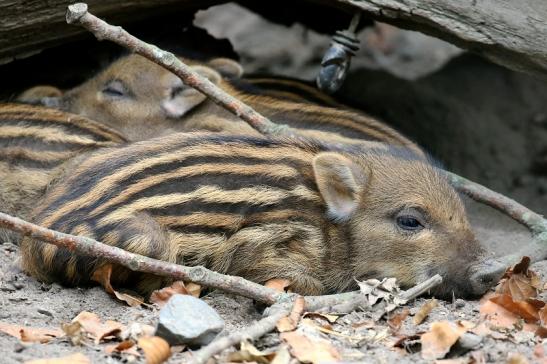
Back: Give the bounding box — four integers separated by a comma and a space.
0, 212, 283, 305
446, 172, 547, 234
277, 296, 306, 332
399, 274, 443, 302
189, 307, 290, 364
189, 275, 443, 363
65, 3, 291, 137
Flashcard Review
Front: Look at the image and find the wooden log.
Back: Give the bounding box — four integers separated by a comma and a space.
334, 0, 547, 78
1, 0, 546, 79
0, 0, 220, 65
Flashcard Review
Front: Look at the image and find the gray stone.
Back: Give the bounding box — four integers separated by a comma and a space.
155, 294, 224, 346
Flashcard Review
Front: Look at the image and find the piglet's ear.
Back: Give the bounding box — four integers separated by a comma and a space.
208, 58, 244, 79
17, 85, 63, 108
313, 152, 368, 221
162, 65, 222, 118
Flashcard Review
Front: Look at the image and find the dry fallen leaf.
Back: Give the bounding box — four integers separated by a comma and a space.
421, 321, 467, 360
414, 299, 439, 325
281, 331, 341, 364
271, 344, 292, 364
265, 278, 291, 293
150, 281, 202, 307
138, 336, 171, 364
388, 307, 410, 332
489, 294, 543, 322
104, 340, 141, 357
479, 298, 539, 334
61, 321, 86, 346
507, 353, 529, 364
91, 264, 144, 307
71, 311, 125, 345
0, 321, 63, 343
24, 353, 90, 364
301, 318, 368, 342
227, 341, 275, 364
303, 312, 339, 324
498, 257, 541, 299
482, 257, 547, 337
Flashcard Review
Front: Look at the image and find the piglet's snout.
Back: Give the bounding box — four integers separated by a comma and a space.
468, 259, 506, 296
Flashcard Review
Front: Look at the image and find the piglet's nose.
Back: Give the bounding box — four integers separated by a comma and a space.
469, 259, 506, 296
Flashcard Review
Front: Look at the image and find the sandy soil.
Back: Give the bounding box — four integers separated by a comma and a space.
0, 197, 543, 363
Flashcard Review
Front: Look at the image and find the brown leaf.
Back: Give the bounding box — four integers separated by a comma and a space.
150, 281, 202, 308
138, 336, 171, 364
91, 264, 144, 307
498, 257, 541, 301
540, 306, 547, 325
388, 307, 410, 332
72, 311, 125, 345
414, 299, 438, 325
512, 257, 531, 275
480, 298, 539, 333
507, 353, 529, 364
277, 296, 305, 333
104, 340, 141, 357
24, 353, 90, 364
302, 312, 339, 324
265, 279, 291, 293
281, 331, 341, 364
0, 321, 63, 343
421, 321, 467, 360
61, 321, 86, 346
489, 294, 543, 322
227, 341, 275, 364
270, 344, 291, 364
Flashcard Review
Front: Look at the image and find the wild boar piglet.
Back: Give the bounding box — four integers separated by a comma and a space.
21, 133, 503, 299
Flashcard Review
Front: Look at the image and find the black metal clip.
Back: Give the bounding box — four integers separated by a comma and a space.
316, 13, 361, 94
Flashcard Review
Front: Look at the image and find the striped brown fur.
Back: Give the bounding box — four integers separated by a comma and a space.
0, 103, 126, 241
21, 133, 491, 299
18, 55, 422, 155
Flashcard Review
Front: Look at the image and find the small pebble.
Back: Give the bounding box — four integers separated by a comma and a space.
0, 284, 16, 292
37, 309, 54, 317
12, 282, 25, 290
13, 342, 26, 353
454, 299, 466, 308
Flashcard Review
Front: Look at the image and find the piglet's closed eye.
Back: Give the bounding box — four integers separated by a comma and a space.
312, 152, 369, 221
161, 65, 222, 118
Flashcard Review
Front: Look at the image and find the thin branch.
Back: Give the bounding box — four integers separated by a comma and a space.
0, 212, 283, 305
189, 275, 443, 363
446, 172, 547, 234
399, 273, 443, 302
65, 3, 291, 137
188, 308, 289, 364
277, 296, 306, 332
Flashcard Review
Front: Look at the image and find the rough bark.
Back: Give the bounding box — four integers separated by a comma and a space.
0, 0, 220, 64
334, 0, 547, 78
1, 0, 546, 78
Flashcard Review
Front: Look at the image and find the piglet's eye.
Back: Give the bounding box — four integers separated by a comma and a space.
102, 80, 128, 98
396, 215, 424, 231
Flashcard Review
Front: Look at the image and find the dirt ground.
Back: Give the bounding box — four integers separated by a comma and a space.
1, 3, 547, 364
0, 199, 545, 363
